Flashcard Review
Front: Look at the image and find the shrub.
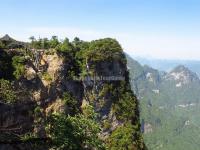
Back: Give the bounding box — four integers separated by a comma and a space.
42, 72, 52, 81
107, 122, 138, 150
85, 38, 125, 63
12, 56, 25, 79
112, 92, 137, 121
0, 79, 16, 103
0, 50, 14, 79
62, 92, 79, 115
46, 113, 105, 150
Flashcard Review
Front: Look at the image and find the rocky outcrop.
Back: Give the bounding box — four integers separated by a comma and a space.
0, 101, 37, 150
0, 51, 84, 149
83, 59, 127, 134
0, 41, 146, 149
164, 65, 200, 85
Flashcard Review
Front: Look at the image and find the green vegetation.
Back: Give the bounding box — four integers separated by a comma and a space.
0, 35, 145, 150
0, 50, 14, 79
127, 54, 200, 150
34, 106, 43, 117
49, 36, 60, 49
62, 92, 79, 115
29, 36, 60, 49
107, 122, 143, 150
113, 92, 137, 121
46, 106, 105, 150
12, 55, 26, 79
0, 41, 5, 49
0, 79, 16, 103
42, 72, 52, 81
56, 38, 73, 53
85, 38, 124, 62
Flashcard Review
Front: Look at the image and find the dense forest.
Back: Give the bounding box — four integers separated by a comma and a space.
0, 35, 146, 150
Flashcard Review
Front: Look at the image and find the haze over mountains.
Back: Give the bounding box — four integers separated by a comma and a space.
127, 54, 200, 150
131, 56, 200, 77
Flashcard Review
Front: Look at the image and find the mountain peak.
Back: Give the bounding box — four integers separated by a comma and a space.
168, 65, 199, 83
171, 65, 190, 73
0, 34, 15, 42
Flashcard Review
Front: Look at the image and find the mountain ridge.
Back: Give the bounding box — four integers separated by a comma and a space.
127, 54, 200, 150
130, 55, 200, 77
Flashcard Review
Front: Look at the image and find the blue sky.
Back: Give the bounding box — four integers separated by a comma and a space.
1, 0, 200, 60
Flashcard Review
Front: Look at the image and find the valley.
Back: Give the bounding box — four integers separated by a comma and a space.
127, 54, 200, 150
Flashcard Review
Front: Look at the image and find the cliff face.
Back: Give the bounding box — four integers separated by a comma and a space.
0, 38, 146, 150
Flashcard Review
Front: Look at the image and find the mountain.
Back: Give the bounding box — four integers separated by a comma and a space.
0, 34, 26, 49
164, 65, 200, 86
127, 54, 200, 150
0, 37, 146, 150
131, 56, 200, 77
0, 34, 16, 42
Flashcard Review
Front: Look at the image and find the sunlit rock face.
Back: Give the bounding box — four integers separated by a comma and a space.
164, 65, 200, 85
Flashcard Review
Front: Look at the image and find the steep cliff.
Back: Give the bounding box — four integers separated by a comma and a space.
0, 36, 146, 150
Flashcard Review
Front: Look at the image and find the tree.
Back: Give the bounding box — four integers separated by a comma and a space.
34, 38, 42, 49
62, 92, 79, 115
49, 36, 59, 48
113, 92, 137, 121
72, 37, 81, 48
0, 41, 5, 49
57, 38, 73, 53
29, 36, 35, 48
12, 56, 25, 79
29, 36, 35, 43
41, 38, 50, 49
83, 38, 125, 63
29, 36, 42, 49
46, 112, 105, 150
107, 122, 142, 150
0, 50, 14, 79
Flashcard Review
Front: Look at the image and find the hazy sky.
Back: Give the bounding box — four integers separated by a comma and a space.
1, 0, 200, 60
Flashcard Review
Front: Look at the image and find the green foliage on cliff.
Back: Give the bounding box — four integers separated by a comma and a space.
107, 122, 144, 150
62, 92, 79, 115
85, 38, 124, 62
101, 80, 145, 149
46, 107, 105, 150
0, 79, 16, 103
42, 72, 52, 81
56, 38, 74, 53
0, 35, 146, 150
0, 41, 5, 49
12, 55, 25, 79
29, 36, 60, 49
113, 92, 137, 121
0, 50, 14, 79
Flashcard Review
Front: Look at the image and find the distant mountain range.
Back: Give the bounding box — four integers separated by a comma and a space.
131, 56, 200, 77
126, 54, 200, 150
